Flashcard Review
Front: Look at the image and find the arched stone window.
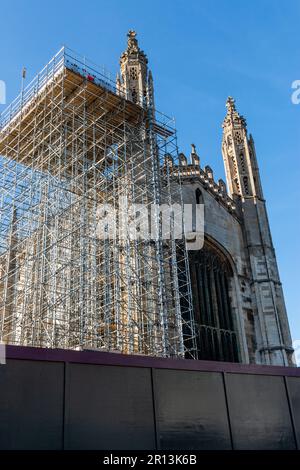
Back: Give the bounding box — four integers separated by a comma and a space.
131, 88, 137, 103
195, 188, 203, 205
130, 67, 138, 80
243, 176, 249, 195
193, 188, 204, 232
240, 153, 246, 173
189, 241, 239, 362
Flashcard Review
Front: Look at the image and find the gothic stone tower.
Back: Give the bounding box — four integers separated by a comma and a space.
222, 97, 293, 366
117, 30, 154, 109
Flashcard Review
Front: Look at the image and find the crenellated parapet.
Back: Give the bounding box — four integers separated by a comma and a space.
163, 145, 239, 216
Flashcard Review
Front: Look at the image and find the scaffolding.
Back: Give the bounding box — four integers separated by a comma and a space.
0, 47, 197, 357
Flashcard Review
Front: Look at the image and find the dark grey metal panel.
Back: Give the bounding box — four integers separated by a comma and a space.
286, 376, 300, 449
225, 373, 296, 450
0, 359, 64, 450
153, 369, 231, 450
65, 364, 155, 450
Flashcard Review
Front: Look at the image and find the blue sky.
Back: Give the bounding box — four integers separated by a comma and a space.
1, 0, 299, 345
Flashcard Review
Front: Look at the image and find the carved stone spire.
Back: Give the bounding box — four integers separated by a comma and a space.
221, 98, 293, 366
226, 96, 236, 112
222, 97, 262, 199
126, 30, 141, 54
120, 30, 148, 63
223, 96, 247, 130
118, 30, 154, 108
190, 143, 200, 166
